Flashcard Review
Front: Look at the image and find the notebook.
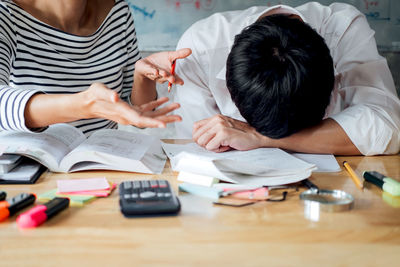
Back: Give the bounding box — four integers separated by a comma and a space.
0, 154, 22, 174
0, 158, 46, 184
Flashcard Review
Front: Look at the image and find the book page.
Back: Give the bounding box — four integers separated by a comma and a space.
0, 124, 85, 171
68, 129, 153, 159
61, 129, 165, 173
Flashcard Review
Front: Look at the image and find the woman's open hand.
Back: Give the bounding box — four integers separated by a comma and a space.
80, 83, 181, 128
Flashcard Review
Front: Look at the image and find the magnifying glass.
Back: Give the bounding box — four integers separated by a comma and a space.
300, 179, 354, 213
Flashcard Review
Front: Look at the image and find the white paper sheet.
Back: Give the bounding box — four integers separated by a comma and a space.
162, 142, 317, 186
291, 153, 341, 172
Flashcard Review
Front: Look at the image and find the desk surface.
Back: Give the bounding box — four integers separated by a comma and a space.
1, 141, 399, 266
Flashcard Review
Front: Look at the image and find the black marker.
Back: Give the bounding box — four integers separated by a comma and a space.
363, 171, 400, 196
0, 191, 6, 201
0, 193, 36, 222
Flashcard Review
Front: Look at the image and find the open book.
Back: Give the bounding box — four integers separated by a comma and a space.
0, 124, 166, 174
162, 142, 318, 186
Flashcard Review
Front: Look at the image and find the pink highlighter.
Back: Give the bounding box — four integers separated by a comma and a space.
17, 197, 69, 228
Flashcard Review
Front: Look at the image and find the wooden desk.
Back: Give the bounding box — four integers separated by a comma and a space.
1, 146, 399, 266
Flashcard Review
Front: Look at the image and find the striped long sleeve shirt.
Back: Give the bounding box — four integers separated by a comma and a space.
0, 0, 140, 135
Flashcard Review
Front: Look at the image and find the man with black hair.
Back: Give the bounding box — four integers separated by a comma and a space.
174, 3, 400, 155
226, 14, 334, 140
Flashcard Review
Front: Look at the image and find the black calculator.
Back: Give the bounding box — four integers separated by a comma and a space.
119, 180, 181, 217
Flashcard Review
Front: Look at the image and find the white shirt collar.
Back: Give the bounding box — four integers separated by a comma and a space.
216, 5, 306, 81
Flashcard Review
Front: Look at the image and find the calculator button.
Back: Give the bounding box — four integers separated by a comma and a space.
164, 193, 172, 198
133, 181, 141, 189
123, 181, 132, 189
131, 193, 139, 199
124, 194, 131, 199
157, 193, 164, 198
141, 180, 150, 188
140, 191, 156, 199
159, 180, 168, 188
150, 180, 158, 188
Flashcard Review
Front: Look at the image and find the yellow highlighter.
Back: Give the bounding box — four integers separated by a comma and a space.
343, 161, 364, 190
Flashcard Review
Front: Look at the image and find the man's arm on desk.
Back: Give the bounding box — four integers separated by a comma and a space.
192, 115, 360, 155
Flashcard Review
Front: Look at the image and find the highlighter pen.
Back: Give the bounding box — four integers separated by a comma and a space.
363, 171, 400, 197
17, 197, 69, 229
167, 60, 176, 93
0, 191, 6, 201
343, 161, 364, 190
0, 193, 36, 222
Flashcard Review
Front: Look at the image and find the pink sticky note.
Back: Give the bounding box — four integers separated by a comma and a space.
57, 177, 110, 193
63, 183, 117, 197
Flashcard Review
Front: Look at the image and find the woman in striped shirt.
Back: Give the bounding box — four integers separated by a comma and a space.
0, 0, 190, 135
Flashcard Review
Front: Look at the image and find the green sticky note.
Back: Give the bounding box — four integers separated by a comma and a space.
38, 189, 58, 202
38, 189, 96, 206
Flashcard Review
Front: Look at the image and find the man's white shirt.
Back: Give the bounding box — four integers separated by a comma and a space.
174, 2, 400, 155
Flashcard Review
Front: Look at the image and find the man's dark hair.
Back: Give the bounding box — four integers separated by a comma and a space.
226, 14, 334, 138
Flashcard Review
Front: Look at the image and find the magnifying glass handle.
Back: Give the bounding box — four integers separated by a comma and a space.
302, 179, 319, 192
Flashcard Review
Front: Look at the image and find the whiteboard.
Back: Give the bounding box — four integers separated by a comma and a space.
126, 0, 400, 51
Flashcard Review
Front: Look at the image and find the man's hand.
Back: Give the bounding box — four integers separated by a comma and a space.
192, 115, 270, 152
80, 83, 181, 128
192, 115, 362, 155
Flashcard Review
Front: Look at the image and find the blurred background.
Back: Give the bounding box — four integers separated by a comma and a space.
122, 0, 400, 138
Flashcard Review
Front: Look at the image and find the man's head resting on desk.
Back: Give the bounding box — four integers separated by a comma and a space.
226, 14, 334, 139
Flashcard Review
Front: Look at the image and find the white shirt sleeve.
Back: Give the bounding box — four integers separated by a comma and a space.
174, 27, 221, 138
328, 11, 400, 155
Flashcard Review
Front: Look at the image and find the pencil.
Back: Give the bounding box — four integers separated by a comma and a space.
343, 161, 364, 190
167, 60, 176, 93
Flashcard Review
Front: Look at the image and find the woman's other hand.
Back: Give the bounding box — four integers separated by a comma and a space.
135, 48, 192, 85
81, 83, 181, 128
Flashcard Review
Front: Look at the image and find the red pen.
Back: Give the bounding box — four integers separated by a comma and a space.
0, 193, 36, 222
17, 197, 69, 228
167, 60, 176, 93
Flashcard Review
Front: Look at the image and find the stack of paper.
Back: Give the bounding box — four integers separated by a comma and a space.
38, 177, 116, 206
38, 189, 96, 206
162, 143, 318, 187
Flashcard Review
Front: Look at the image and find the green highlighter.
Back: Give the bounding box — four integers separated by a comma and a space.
363, 171, 400, 197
